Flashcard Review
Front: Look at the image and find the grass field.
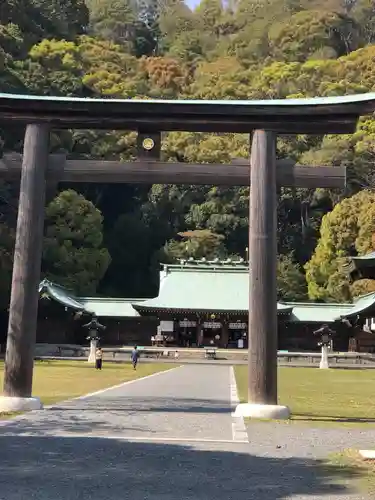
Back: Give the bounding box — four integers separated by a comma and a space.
235, 366, 375, 427
0, 360, 171, 411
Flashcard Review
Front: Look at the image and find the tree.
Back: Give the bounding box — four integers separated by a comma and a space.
42, 190, 111, 294
352, 0, 375, 44
305, 190, 375, 302
159, 0, 194, 36
31, 0, 89, 39
0, 0, 88, 44
161, 229, 227, 261
86, 0, 136, 49
86, 0, 156, 56
268, 10, 360, 62
140, 56, 188, 96
101, 213, 157, 297
195, 0, 223, 36
277, 253, 308, 301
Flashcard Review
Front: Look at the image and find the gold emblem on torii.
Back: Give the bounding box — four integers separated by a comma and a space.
142, 137, 155, 150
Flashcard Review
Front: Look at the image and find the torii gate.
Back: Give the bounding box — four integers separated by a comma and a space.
0, 92, 374, 418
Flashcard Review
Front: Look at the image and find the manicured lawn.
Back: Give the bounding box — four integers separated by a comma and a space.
235, 366, 375, 427
0, 360, 172, 410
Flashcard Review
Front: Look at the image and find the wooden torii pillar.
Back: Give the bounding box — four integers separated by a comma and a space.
1, 125, 49, 411
236, 130, 290, 419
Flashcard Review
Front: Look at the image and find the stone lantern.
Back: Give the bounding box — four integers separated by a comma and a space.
83, 315, 106, 363
313, 324, 335, 369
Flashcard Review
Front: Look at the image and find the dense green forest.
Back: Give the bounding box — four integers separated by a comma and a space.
0, 0, 375, 303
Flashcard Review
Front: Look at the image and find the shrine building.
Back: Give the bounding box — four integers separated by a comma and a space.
34, 258, 375, 353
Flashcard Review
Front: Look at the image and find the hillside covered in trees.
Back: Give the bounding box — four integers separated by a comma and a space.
0, 0, 375, 303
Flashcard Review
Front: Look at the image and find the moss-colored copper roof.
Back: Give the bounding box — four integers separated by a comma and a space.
39, 279, 84, 311
40, 267, 375, 323
284, 302, 353, 323
350, 251, 375, 261
134, 261, 292, 315
134, 260, 375, 322
343, 252, 375, 280
39, 279, 142, 317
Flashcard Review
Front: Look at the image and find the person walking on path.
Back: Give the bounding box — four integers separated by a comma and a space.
95, 347, 103, 370
131, 346, 140, 370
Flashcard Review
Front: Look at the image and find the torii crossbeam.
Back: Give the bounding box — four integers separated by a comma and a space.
0, 92, 374, 417
0, 153, 346, 187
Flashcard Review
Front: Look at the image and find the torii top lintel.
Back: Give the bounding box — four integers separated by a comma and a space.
1, 92, 375, 134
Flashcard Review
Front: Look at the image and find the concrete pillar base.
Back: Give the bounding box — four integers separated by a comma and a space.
0, 396, 43, 413
319, 345, 329, 369
88, 338, 97, 363
233, 403, 290, 420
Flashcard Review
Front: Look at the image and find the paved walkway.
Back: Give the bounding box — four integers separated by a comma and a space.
0, 365, 374, 499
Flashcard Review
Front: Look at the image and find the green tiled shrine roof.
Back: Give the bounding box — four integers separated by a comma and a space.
285, 302, 353, 323
284, 291, 375, 322
39, 279, 84, 311
134, 260, 375, 322
135, 260, 292, 314
39, 279, 142, 317
39, 260, 375, 323
342, 291, 375, 318
343, 252, 375, 279
350, 251, 375, 261
79, 297, 142, 318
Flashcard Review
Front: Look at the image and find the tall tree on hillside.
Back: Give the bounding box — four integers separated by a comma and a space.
102, 212, 156, 297
1, 0, 88, 42
42, 190, 111, 294
277, 253, 308, 302
195, 0, 223, 36
87, 0, 136, 48
86, 0, 156, 56
268, 10, 360, 62
305, 190, 375, 302
32, 0, 89, 39
352, 0, 375, 43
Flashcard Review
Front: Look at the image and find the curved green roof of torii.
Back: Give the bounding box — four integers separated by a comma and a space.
1, 92, 375, 133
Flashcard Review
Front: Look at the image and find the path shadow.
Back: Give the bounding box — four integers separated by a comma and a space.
0, 411, 151, 436
0, 396, 232, 436
50, 396, 233, 413
0, 434, 363, 500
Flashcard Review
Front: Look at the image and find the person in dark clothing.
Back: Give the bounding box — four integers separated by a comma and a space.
131, 346, 140, 370
95, 347, 103, 370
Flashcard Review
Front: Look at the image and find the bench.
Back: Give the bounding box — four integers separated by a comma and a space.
204, 348, 217, 360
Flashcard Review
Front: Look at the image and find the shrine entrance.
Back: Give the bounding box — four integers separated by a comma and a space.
0, 91, 373, 417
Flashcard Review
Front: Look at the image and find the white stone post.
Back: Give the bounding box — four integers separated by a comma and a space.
319, 344, 329, 369
88, 338, 97, 363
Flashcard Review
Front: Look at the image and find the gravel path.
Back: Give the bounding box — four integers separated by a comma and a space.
0, 365, 373, 499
